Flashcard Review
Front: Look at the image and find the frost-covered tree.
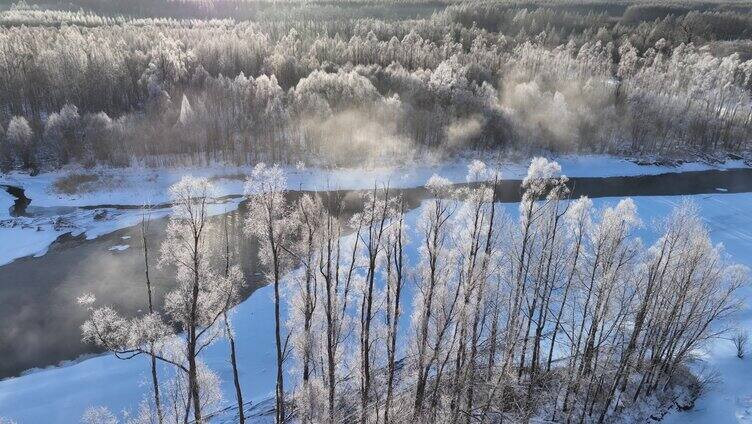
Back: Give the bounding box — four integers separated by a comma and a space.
314, 190, 359, 423
220, 212, 247, 424
410, 174, 458, 418
77, 161, 746, 422
285, 193, 330, 423
6, 116, 33, 169
0, 123, 9, 171
78, 295, 175, 419
79, 210, 175, 424
446, 161, 498, 422
598, 201, 746, 422
382, 196, 407, 424
177, 95, 194, 127
350, 187, 393, 423
140, 211, 164, 424
82, 177, 245, 423
84, 112, 116, 165
81, 406, 117, 424
44, 103, 80, 164
0, 4, 750, 167
159, 176, 240, 423
244, 163, 291, 424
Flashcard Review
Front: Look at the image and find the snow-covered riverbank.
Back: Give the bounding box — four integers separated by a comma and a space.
1, 188, 750, 423
1, 155, 748, 267
2, 155, 748, 208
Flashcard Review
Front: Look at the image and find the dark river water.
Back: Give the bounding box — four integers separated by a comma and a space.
1, 167, 752, 379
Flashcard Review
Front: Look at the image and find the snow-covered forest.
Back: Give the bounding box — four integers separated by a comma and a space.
1, 0, 752, 171
2, 1, 752, 423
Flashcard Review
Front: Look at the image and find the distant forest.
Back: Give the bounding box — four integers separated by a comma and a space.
1, 0, 752, 170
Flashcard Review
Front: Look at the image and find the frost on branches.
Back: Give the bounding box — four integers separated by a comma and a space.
78, 159, 746, 424
80, 176, 244, 424
275, 158, 746, 424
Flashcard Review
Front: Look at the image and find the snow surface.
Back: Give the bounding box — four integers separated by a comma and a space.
661, 195, 752, 424
1, 189, 61, 263
0, 190, 13, 219
0, 196, 241, 266
1, 191, 751, 423
0, 227, 65, 266
107, 244, 129, 252
0, 186, 69, 265
0, 207, 168, 266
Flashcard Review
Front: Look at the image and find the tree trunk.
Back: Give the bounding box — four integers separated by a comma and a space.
142, 215, 164, 424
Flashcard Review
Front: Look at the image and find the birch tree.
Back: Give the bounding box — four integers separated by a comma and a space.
159, 176, 238, 423
244, 163, 292, 424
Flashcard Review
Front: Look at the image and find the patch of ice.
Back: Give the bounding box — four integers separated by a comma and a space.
107, 244, 129, 252
0, 189, 13, 220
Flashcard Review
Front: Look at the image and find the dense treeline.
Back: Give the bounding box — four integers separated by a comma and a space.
79, 159, 746, 423
1, 1, 752, 171
11, 0, 752, 21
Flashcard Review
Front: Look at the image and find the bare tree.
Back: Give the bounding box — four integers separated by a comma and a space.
383, 196, 406, 424
141, 209, 164, 424
733, 329, 748, 359
221, 211, 246, 424
353, 186, 392, 423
